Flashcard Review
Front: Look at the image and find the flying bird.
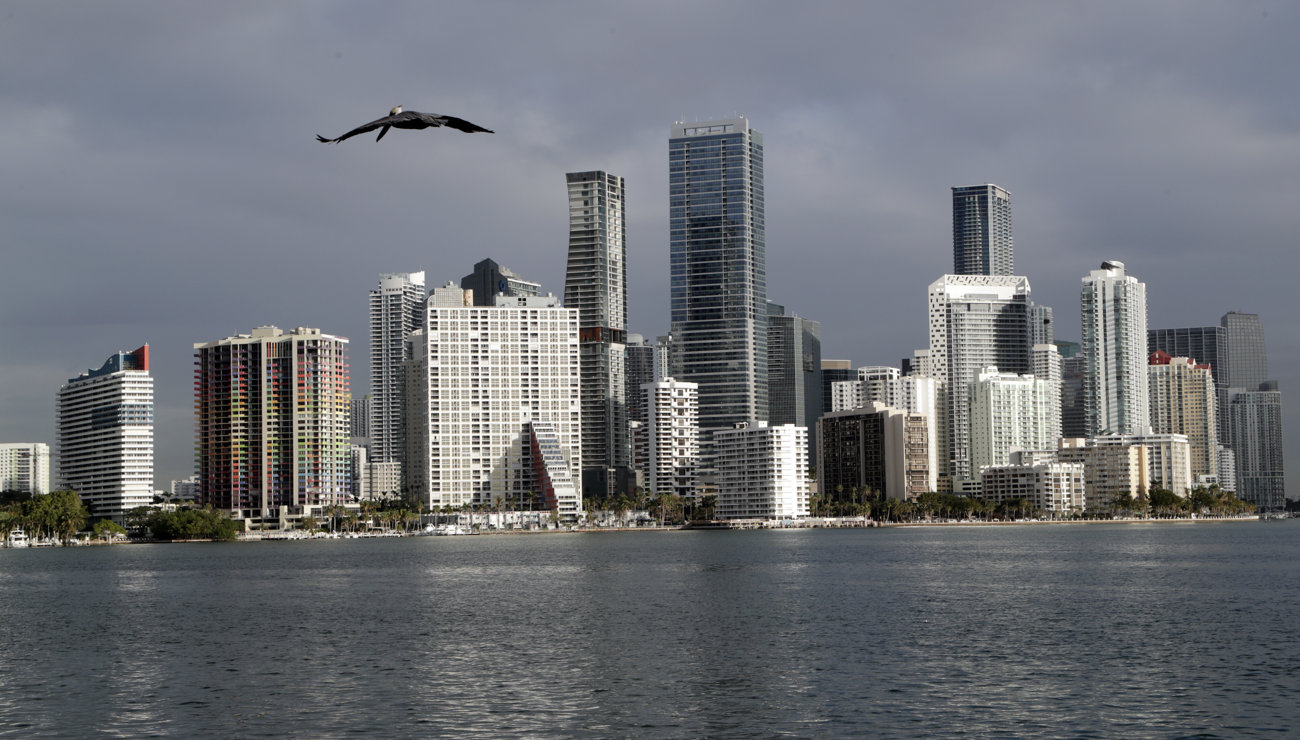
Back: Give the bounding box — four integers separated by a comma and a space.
316, 106, 494, 143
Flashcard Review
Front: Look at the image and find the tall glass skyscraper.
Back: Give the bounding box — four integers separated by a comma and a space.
952, 184, 1013, 276
1220, 311, 1269, 390
669, 117, 767, 442
564, 170, 629, 497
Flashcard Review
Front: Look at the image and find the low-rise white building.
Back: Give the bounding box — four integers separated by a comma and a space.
714, 421, 809, 520
980, 451, 1085, 516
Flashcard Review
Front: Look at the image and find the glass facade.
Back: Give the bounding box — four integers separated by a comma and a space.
952, 184, 1013, 276
669, 118, 767, 443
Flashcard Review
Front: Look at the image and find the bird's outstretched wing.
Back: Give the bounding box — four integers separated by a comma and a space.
316, 113, 397, 144
437, 115, 494, 134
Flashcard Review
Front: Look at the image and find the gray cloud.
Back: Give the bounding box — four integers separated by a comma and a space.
2, 1, 1296, 492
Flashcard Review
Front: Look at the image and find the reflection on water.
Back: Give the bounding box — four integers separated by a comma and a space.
1, 522, 1298, 738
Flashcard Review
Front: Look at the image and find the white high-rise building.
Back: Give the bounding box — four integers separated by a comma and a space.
1081, 260, 1149, 436
1032, 343, 1063, 446
714, 421, 808, 520
642, 378, 699, 500
369, 271, 426, 473
406, 284, 582, 516
928, 274, 1033, 488
0, 443, 50, 497
969, 366, 1060, 474
57, 345, 154, 520
1148, 352, 1219, 484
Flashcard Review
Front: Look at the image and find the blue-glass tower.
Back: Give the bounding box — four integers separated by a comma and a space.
669, 117, 767, 443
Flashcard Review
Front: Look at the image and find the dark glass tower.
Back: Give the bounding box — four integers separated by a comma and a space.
564, 171, 630, 498
669, 118, 767, 444
952, 184, 1013, 276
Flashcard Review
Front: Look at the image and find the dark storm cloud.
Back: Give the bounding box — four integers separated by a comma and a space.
1, 1, 1296, 491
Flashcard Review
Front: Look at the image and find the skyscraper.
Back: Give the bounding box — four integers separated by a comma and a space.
194, 327, 351, 518
952, 184, 1013, 276
928, 274, 1032, 487
1081, 260, 1149, 436
1221, 311, 1268, 390
57, 345, 153, 520
765, 302, 822, 447
369, 271, 424, 476
1229, 383, 1284, 508
564, 170, 629, 497
669, 117, 767, 444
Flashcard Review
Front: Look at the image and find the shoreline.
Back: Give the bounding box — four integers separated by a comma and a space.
2, 513, 1273, 549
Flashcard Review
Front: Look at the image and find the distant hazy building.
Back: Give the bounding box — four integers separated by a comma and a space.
818, 403, 931, 502
1029, 304, 1054, 347
625, 334, 655, 424
349, 395, 372, 441
1229, 384, 1285, 509
1147, 352, 1218, 484
1148, 325, 1229, 442
669, 117, 767, 444
57, 345, 154, 520
0, 443, 50, 497
194, 327, 350, 518
369, 271, 425, 478
169, 476, 198, 503
1081, 261, 1149, 436
565, 170, 630, 498
766, 302, 822, 444
714, 421, 808, 520
952, 184, 1013, 276
642, 378, 699, 500
1060, 353, 1088, 438
1221, 311, 1269, 390
928, 274, 1033, 487
460, 258, 541, 307
406, 285, 582, 518
821, 360, 855, 417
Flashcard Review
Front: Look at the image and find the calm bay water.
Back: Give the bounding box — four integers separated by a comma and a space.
2, 521, 1299, 738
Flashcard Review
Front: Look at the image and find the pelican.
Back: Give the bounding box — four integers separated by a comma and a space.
316, 106, 494, 143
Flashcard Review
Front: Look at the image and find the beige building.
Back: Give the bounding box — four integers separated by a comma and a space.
1148, 351, 1218, 484
1057, 438, 1146, 513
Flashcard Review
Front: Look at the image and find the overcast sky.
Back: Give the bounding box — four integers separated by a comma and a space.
2, 1, 1296, 493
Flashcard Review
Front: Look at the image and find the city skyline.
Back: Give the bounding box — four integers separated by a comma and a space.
0, 4, 1296, 495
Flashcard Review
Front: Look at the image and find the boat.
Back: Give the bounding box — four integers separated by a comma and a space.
6, 529, 29, 548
